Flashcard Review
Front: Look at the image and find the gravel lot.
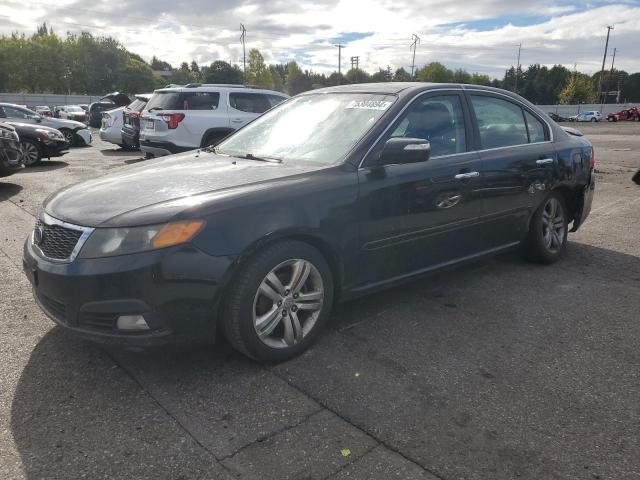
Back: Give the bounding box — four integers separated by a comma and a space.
1, 123, 639, 480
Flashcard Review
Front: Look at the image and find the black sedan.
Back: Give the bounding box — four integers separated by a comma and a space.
0, 122, 23, 177
87, 92, 131, 128
8, 122, 68, 166
23, 83, 595, 362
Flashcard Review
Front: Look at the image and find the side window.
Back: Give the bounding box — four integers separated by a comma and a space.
266, 94, 286, 108
471, 95, 528, 149
229, 93, 273, 114
3, 106, 30, 119
385, 95, 467, 157
182, 92, 219, 110
524, 110, 547, 143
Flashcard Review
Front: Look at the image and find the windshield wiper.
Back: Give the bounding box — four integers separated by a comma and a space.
240, 153, 283, 163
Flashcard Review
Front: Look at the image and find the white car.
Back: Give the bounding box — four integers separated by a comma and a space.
99, 107, 125, 147
576, 111, 603, 122
58, 105, 88, 123
139, 84, 288, 157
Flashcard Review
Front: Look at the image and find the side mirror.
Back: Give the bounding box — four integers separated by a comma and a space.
379, 137, 431, 165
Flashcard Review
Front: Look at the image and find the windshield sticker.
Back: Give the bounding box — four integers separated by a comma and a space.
345, 100, 393, 110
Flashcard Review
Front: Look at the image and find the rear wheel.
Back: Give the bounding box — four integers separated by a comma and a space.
524, 192, 568, 264
202, 132, 228, 148
590, 118, 597, 122
223, 241, 334, 363
20, 140, 42, 166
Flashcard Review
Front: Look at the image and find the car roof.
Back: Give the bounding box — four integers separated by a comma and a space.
302, 82, 522, 99
153, 84, 288, 96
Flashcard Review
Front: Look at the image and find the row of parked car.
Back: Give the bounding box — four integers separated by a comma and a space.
548, 107, 640, 123
99, 84, 288, 156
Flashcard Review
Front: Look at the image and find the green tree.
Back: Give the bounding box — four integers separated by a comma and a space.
203, 60, 243, 84
559, 74, 596, 104
370, 66, 393, 83
285, 61, 312, 94
393, 67, 412, 82
415, 62, 453, 83
150, 56, 172, 71
621, 73, 640, 102
116, 58, 155, 94
245, 49, 272, 88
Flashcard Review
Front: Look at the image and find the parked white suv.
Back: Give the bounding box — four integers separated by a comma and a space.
139, 84, 288, 157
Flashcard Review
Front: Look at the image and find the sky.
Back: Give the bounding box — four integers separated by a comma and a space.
1, 0, 639, 79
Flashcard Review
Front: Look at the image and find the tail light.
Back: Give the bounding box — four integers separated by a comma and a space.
130, 112, 142, 119
590, 148, 596, 169
158, 113, 185, 129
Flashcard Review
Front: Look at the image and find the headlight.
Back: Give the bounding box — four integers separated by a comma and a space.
0, 128, 19, 141
78, 220, 205, 258
35, 128, 65, 140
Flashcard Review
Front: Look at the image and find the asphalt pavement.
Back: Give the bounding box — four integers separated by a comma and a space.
1, 123, 639, 480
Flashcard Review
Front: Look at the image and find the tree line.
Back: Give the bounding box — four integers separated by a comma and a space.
2, 24, 639, 104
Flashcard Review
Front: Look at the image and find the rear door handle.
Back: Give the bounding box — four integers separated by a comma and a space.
536, 158, 554, 165
454, 171, 480, 180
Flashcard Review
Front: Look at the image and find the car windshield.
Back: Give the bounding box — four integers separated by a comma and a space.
216, 93, 396, 164
67, 106, 83, 112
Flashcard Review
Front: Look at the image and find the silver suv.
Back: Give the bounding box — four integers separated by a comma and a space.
139, 84, 288, 157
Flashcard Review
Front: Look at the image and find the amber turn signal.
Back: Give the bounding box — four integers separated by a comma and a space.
152, 221, 205, 248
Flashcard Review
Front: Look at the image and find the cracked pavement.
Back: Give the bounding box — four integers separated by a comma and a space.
1, 123, 639, 479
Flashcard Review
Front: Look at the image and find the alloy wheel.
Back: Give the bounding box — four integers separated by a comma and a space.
20, 142, 40, 166
61, 130, 74, 144
252, 259, 324, 349
541, 197, 565, 253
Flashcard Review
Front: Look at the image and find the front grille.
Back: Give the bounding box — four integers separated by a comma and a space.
79, 312, 116, 331
35, 220, 83, 260
36, 291, 67, 323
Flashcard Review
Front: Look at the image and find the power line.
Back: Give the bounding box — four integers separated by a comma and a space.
410, 34, 420, 78
350, 56, 360, 82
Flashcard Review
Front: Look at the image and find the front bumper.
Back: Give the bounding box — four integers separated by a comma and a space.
23, 234, 235, 348
99, 127, 122, 145
75, 128, 92, 146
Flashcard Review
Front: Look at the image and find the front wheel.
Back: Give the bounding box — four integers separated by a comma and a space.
223, 241, 334, 363
20, 140, 42, 166
524, 192, 568, 264
590, 118, 597, 122
59, 128, 75, 146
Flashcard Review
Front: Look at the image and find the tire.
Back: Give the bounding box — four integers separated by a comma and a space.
59, 128, 75, 147
20, 140, 42, 166
223, 240, 334, 363
590, 118, 597, 122
524, 192, 568, 264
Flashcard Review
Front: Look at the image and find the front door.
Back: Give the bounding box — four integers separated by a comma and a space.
356, 91, 487, 287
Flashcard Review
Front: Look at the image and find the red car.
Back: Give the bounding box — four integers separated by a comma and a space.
607, 107, 640, 122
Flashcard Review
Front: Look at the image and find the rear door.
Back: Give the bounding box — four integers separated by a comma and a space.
466, 92, 557, 246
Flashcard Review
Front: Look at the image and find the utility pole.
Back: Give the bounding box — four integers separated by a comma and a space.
514, 43, 522, 93
410, 34, 420, 78
598, 25, 614, 104
607, 48, 618, 105
240, 24, 247, 77
335, 44, 344, 85
350, 56, 360, 82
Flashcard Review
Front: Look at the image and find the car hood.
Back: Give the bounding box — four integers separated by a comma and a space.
44, 151, 327, 227
41, 117, 86, 130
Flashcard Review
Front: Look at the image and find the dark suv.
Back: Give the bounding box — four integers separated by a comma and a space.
23, 83, 595, 362
121, 94, 151, 150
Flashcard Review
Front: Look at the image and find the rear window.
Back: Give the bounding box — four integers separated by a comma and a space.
127, 99, 147, 111
229, 92, 285, 113
145, 91, 220, 111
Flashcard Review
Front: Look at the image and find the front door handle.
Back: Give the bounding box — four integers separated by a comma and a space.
536, 158, 554, 165
454, 171, 480, 180
231, 119, 244, 124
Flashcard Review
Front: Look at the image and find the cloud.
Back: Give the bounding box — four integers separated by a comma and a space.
1, 0, 638, 78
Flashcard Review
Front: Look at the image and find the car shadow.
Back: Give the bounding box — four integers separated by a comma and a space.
0, 181, 23, 201
9, 242, 640, 478
23, 161, 68, 172
100, 148, 140, 157
123, 157, 148, 165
